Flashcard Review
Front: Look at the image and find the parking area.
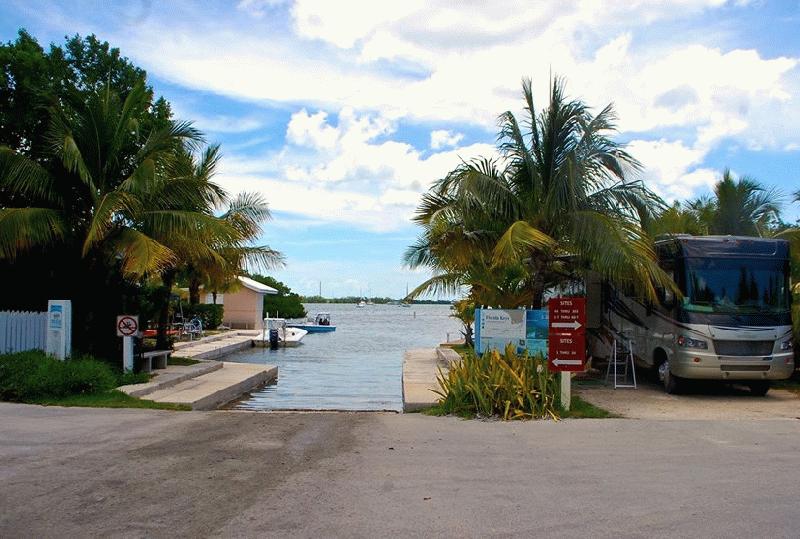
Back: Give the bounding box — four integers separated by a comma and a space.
575, 374, 800, 420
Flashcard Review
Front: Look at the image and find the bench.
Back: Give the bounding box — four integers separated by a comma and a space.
140, 350, 172, 372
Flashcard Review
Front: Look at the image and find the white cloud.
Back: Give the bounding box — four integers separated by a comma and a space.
23, 0, 800, 216
99, 0, 798, 158
626, 138, 717, 201
217, 108, 496, 231
430, 129, 463, 149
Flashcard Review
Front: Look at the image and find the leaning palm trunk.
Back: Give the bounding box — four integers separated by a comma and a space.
156, 269, 176, 350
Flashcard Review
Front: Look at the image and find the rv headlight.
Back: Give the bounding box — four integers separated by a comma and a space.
780, 339, 793, 351
677, 335, 708, 349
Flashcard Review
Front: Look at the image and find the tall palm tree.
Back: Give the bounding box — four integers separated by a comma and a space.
132, 141, 284, 346
0, 81, 280, 353
407, 77, 673, 308
0, 81, 204, 275
708, 169, 781, 236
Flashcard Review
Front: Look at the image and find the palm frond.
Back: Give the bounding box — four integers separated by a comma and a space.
0, 208, 65, 258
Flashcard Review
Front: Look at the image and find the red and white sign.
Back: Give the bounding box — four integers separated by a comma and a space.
548, 298, 586, 372
116, 315, 139, 337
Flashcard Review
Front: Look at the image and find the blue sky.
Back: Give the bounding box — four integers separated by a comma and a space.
3, 0, 799, 298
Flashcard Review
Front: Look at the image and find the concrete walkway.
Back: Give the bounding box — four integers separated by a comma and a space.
144, 362, 277, 410
402, 347, 460, 411
173, 331, 260, 360
119, 361, 222, 397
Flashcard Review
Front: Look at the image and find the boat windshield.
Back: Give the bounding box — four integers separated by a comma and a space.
683, 257, 790, 314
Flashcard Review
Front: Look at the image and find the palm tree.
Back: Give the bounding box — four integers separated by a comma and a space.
0, 81, 273, 353
708, 169, 781, 236
0, 81, 204, 275
406, 77, 673, 308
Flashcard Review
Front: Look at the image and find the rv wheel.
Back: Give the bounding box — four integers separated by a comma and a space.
748, 381, 770, 397
659, 360, 683, 394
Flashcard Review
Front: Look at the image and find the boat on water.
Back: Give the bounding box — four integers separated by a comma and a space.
258, 317, 308, 347
356, 299, 367, 308
287, 312, 336, 333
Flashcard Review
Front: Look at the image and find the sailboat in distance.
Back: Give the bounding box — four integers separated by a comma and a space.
356, 287, 366, 307
401, 283, 411, 307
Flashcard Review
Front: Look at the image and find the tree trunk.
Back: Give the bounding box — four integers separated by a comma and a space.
189, 275, 202, 305
212, 290, 218, 304
156, 269, 176, 350
462, 322, 474, 348
531, 272, 546, 310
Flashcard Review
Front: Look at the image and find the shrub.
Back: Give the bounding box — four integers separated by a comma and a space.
181, 303, 224, 329
0, 350, 117, 401
434, 344, 560, 420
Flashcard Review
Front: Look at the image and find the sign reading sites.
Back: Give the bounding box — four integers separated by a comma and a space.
548, 297, 586, 372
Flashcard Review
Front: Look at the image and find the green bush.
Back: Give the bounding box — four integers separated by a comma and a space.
264, 293, 306, 319
181, 303, 224, 329
434, 344, 560, 420
0, 350, 117, 401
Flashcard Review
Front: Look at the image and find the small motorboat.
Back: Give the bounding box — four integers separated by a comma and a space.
287, 312, 336, 333
258, 318, 308, 347
356, 299, 366, 308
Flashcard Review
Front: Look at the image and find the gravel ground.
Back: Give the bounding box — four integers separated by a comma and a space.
3, 402, 800, 538
575, 376, 800, 420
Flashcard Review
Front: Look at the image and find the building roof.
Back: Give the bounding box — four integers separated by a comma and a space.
238, 275, 278, 294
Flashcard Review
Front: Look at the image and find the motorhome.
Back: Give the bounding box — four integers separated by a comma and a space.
587, 235, 794, 395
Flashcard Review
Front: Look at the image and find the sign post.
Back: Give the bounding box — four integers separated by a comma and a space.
45, 300, 71, 360
548, 298, 587, 411
116, 315, 139, 372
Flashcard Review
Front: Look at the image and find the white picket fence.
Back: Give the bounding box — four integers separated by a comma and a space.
0, 311, 48, 354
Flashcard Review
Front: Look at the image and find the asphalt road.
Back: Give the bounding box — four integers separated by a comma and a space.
2, 403, 800, 538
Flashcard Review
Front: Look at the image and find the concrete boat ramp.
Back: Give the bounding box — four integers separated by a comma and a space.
402, 347, 460, 412
172, 330, 261, 360
119, 331, 276, 410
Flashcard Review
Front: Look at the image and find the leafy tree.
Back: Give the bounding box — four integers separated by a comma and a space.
250, 275, 306, 319
709, 169, 781, 236
649, 169, 783, 238
450, 299, 475, 347
0, 30, 169, 161
407, 77, 673, 308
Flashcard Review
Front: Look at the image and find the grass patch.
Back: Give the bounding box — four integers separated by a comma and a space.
417, 395, 615, 419
31, 390, 190, 410
168, 356, 201, 366
418, 404, 474, 418
119, 370, 150, 385
561, 395, 616, 418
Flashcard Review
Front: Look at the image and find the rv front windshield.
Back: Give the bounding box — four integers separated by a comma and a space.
683, 257, 790, 314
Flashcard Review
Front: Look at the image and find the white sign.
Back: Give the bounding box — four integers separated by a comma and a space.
116, 315, 139, 337
46, 300, 71, 360
476, 309, 526, 353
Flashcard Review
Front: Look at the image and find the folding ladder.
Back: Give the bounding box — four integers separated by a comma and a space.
605, 330, 637, 389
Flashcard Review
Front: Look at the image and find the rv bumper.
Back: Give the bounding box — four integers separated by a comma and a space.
672, 350, 795, 381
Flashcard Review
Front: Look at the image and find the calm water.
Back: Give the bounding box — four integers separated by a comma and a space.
230, 303, 462, 411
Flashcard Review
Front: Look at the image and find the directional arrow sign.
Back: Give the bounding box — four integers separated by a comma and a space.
548, 297, 586, 372
552, 358, 583, 366
551, 320, 582, 330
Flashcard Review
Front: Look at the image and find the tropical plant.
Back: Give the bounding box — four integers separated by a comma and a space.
450, 299, 475, 347
407, 77, 672, 308
708, 169, 781, 235
434, 344, 559, 420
